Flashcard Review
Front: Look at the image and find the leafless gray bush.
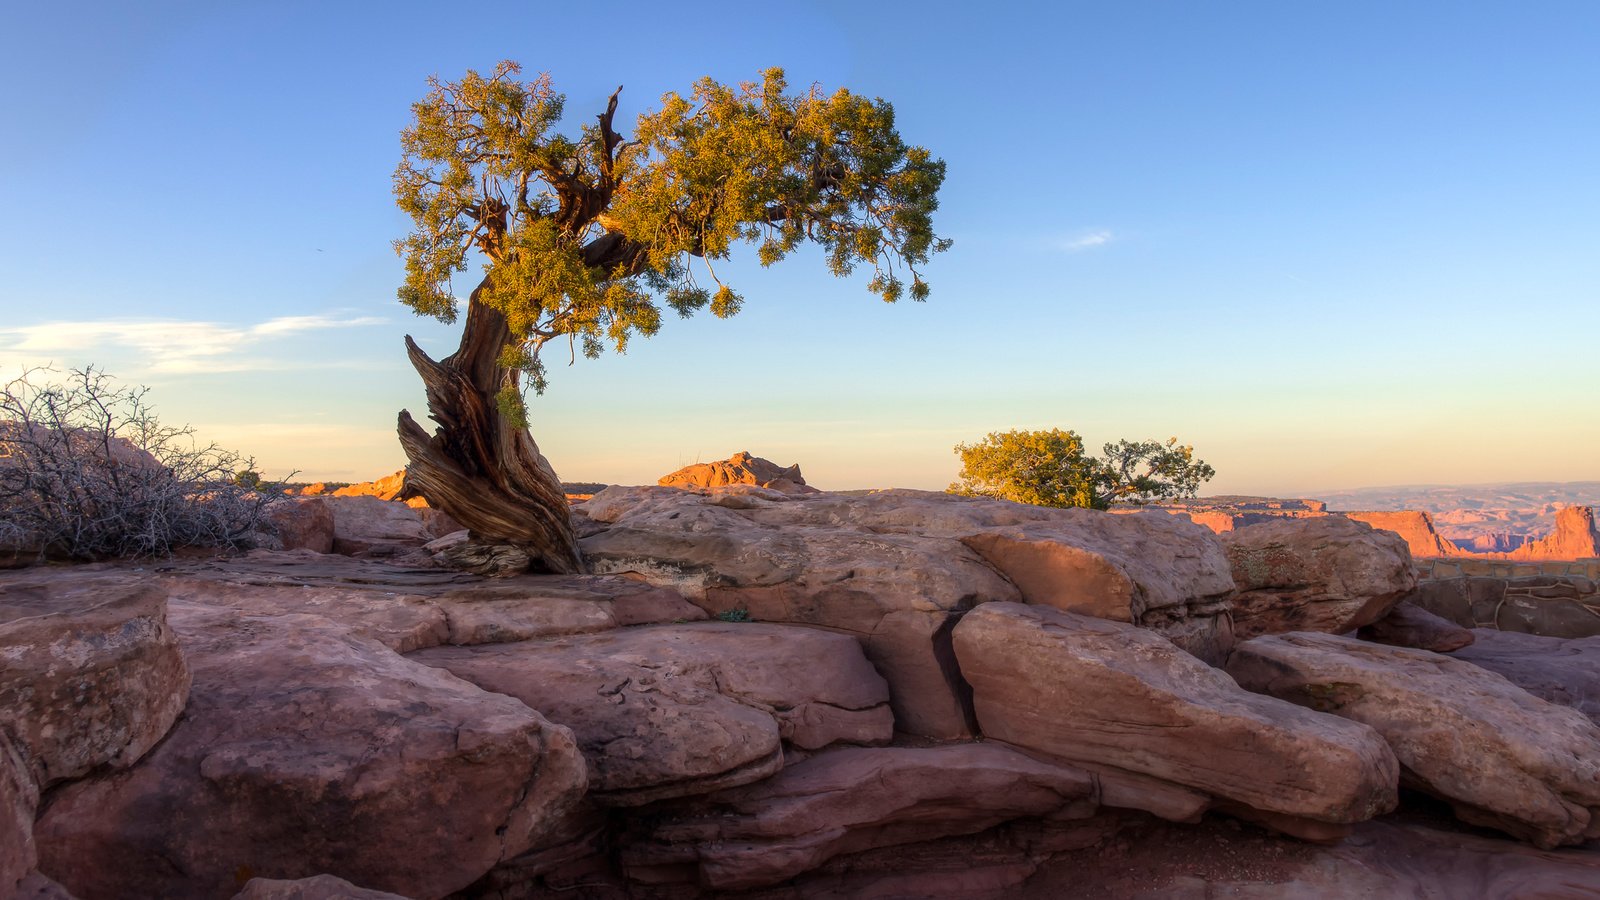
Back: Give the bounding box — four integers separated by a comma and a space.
0, 366, 288, 561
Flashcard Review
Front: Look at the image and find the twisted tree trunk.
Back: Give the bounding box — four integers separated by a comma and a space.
396, 282, 583, 574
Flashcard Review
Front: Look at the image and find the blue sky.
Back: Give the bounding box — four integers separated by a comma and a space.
2, 1, 1596, 494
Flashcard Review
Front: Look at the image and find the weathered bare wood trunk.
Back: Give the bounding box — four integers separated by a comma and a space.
396, 282, 583, 574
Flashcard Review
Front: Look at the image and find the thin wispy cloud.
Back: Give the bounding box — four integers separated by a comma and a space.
1058, 229, 1115, 252
0, 313, 386, 374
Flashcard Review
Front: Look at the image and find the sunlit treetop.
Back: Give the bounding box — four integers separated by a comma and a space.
394, 61, 950, 393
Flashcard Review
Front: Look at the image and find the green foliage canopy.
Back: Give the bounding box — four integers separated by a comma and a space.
394, 62, 950, 395
949, 429, 1216, 510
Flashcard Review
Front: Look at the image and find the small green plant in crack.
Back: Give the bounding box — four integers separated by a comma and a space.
715, 607, 752, 623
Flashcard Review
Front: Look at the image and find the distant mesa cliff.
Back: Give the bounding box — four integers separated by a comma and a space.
1506, 505, 1600, 561
1342, 511, 1462, 559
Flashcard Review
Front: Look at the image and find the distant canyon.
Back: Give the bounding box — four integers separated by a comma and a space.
1160, 482, 1600, 562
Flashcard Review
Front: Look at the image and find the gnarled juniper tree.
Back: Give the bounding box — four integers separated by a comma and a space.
394, 62, 949, 572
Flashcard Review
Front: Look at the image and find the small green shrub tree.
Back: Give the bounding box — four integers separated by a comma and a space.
950, 429, 1215, 510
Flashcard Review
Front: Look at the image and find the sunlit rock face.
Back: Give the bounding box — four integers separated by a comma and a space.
1509, 506, 1600, 561
657, 450, 819, 494
1344, 510, 1463, 558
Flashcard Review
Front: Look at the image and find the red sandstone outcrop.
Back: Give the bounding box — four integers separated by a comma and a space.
411, 623, 894, 805
329, 469, 408, 501
1344, 510, 1462, 558
954, 603, 1399, 830
159, 551, 704, 653
0, 576, 192, 899
658, 451, 818, 494
35, 602, 588, 900
259, 496, 335, 553
14, 872, 76, 899
581, 488, 1019, 737
257, 487, 461, 559
1228, 632, 1600, 848
1406, 573, 1600, 638
1223, 517, 1415, 639
324, 494, 461, 557
1509, 505, 1600, 561
293, 469, 431, 512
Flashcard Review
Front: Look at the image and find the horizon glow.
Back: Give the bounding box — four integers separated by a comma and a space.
2, 2, 1597, 496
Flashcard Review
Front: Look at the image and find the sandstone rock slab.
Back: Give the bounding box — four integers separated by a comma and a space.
1224, 516, 1415, 639
619, 744, 1096, 890
325, 495, 460, 558
953, 603, 1397, 827
34, 605, 587, 900
1357, 600, 1475, 652
1228, 632, 1600, 847
411, 622, 892, 806
0, 577, 190, 789
1451, 629, 1600, 723
259, 497, 335, 554
159, 553, 704, 653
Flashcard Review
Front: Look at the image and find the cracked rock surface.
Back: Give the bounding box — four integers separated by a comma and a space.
410, 622, 894, 805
